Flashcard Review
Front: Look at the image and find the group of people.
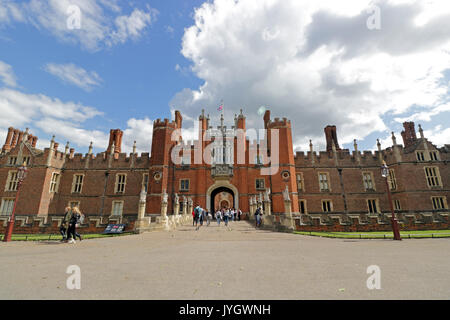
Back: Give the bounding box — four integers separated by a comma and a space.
214, 207, 242, 226
192, 205, 212, 230
192, 205, 243, 230
60, 206, 84, 243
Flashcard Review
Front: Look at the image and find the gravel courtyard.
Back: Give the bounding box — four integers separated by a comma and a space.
1, 221, 449, 300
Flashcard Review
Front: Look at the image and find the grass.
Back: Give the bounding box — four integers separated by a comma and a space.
0, 232, 134, 242
294, 230, 450, 239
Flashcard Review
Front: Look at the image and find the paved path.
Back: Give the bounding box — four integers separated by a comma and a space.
0, 221, 449, 299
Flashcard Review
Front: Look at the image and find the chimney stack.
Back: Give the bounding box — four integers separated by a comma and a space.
324, 125, 341, 152
107, 129, 123, 155
400, 122, 417, 148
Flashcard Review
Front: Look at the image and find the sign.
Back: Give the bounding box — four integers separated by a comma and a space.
104, 224, 126, 234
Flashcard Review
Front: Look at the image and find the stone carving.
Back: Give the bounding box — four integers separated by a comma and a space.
174, 193, 179, 204
139, 187, 147, 203
264, 188, 271, 202
283, 186, 290, 201
162, 189, 168, 204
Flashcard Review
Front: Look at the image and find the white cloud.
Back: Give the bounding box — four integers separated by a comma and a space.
0, 60, 17, 87
111, 8, 156, 44
122, 118, 154, 154
0, 0, 157, 51
424, 125, 450, 147
44, 63, 102, 91
171, 0, 450, 151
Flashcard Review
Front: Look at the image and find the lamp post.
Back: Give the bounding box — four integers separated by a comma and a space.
381, 161, 401, 241
3, 162, 28, 242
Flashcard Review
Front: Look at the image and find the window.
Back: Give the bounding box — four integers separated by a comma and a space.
22, 156, 31, 165
362, 172, 375, 191
254, 154, 263, 165
115, 174, 127, 193
367, 199, 379, 214
296, 173, 304, 192
431, 197, 447, 210
322, 200, 332, 212
394, 200, 401, 211
111, 201, 124, 216
142, 173, 149, 193
255, 179, 265, 190
424, 167, 442, 187
429, 151, 438, 161
49, 173, 60, 193
5, 171, 18, 191
299, 199, 307, 214
318, 173, 330, 192
416, 151, 425, 162
68, 201, 80, 209
388, 169, 397, 191
0, 198, 15, 216
8, 156, 17, 165
180, 179, 190, 191
71, 174, 84, 193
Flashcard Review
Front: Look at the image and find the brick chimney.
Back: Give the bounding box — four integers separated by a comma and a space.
107, 129, 123, 155
2, 127, 14, 153
324, 125, 341, 152
401, 122, 417, 148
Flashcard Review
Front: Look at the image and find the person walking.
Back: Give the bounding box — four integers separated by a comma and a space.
66, 208, 77, 243
223, 208, 229, 226
60, 206, 71, 242
215, 210, 222, 226
237, 208, 242, 221
73, 207, 83, 241
199, 208, 204, 227
206, 211, 212, 226
192, 208, 196, 226
194, 205, 201, 230
255, 207, 262, 228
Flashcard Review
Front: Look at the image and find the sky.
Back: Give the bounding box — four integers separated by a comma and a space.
0, 0, 449, 155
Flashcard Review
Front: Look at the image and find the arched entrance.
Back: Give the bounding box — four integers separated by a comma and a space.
211, 187, 234, 212
206, 181, 239, 213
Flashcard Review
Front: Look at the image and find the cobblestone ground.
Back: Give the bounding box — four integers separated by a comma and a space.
0, 221, 449, 300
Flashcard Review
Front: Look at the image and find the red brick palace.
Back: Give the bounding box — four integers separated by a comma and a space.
0, 109, 449, 233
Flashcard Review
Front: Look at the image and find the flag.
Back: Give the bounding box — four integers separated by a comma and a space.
217, 100, 224, 111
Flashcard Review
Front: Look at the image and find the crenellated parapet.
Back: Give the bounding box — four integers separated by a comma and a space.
153, 118, 178, 130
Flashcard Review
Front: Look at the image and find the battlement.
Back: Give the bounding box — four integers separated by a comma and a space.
267, 117, 291, 129
154, 118, 178, 129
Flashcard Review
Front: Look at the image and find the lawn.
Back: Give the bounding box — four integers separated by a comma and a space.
0, 232, 134, 241
294, 230, 450, 239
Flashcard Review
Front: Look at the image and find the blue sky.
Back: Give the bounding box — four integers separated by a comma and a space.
0, 0, 449, 155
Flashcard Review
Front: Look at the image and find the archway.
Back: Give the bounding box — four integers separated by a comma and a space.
211, 187, 234, 212
206, 181, 239, 213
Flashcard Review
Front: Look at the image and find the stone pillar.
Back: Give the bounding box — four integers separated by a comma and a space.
284, 199, 292, 215
187, 197, 193, 217
264, 195, 271, 216
173, 193, 180, 215
282, 186, 295, 230
161, 189, 168, 217
135, 187, 150, 233
182, 196, 187, 216
249, 196, 255, 218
